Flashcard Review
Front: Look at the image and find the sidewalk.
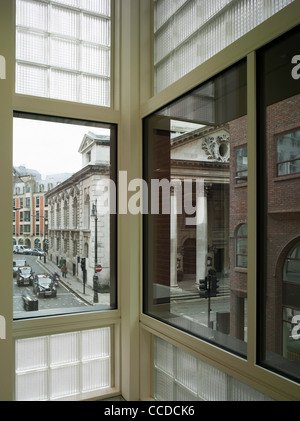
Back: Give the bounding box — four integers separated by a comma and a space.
37, 257, 99, 306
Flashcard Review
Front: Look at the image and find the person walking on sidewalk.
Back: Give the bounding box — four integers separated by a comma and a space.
61, 263, 68, 278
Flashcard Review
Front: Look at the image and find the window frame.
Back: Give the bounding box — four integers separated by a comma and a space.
236, 223, 248, 269
276, 128, 300, 177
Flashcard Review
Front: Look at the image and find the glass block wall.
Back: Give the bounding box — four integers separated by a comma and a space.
154, 337, 274, 401
15, 327, 111, 401
153, 0, 295, 93
16, 0, 111, 106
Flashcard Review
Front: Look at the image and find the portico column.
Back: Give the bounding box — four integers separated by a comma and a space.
170, 189, 178, 288
195, 180, 208, 286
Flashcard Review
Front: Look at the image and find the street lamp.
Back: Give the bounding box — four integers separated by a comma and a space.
91, 200, 98, 303
43, 218, 48, 263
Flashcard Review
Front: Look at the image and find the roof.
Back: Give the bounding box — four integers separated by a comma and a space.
78, 131, 110, 154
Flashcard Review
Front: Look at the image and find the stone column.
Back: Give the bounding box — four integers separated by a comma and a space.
170, 189, 178, 288
195, 180, 208, 286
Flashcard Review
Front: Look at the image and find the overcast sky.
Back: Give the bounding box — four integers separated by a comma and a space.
13, 117, 110, 178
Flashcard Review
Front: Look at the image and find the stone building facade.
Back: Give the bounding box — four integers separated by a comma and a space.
45, 132, 111, 291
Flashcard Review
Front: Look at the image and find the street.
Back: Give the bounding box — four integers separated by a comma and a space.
13, 254, 88, 316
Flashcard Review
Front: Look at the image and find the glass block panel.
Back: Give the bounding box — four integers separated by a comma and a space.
82, 358, 110, 391
16, 63, 48, 97
15, 327, 112, 401
81, 327, 110, 360
81, 75, 110, 106
82, 0, 111, 15
16, 370, 48, 401
199, 361, 227, 401
50, 69, 78, 101
15, 336, 48, 372
176, 348, 198, 393
154, 337, 173, 375
154, 0, 295, 93
50, 37, 78, 70
153, 337, 275, 401
50, 364, 80, 399
82, 14, 110, 45
16, 29, 48, 65
230, 377, 268, 401
175, 383, 199, 401
16, 0, 111, 105
16, 0, 48, 30
82, 44, 110, 76
50, 5, 79, 38
50, 332, 79, 366
154, 369, 174, 401
56, 0, 80, 7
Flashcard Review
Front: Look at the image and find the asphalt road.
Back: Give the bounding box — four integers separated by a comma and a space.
13, 254, 88, 316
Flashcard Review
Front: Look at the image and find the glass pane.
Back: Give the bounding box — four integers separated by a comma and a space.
13, 113, 117, 319
144, 60, 247, 357
257, 26, 300, 382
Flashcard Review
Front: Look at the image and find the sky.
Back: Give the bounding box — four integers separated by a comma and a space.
13, 117, 110, 178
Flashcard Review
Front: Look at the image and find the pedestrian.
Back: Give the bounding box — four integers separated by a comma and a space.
61, 263, 67, 278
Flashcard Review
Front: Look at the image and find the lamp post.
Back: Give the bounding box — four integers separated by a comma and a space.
44, 218, 48, 263
91, 200, 98, 303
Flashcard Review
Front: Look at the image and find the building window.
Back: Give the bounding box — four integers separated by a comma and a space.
143, 59, 247, 357
13, 113, 117, 319
258, 26, 300, 383
235, 146, 248, 183
276, 130, 300, 176
15, 0, 111, 106
24, 224, 30, 233
24, 211, 30, 222
236, 224, 248, 268
25, 197, 30, 207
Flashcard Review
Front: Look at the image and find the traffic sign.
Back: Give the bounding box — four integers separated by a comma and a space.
95, 265, 102, 273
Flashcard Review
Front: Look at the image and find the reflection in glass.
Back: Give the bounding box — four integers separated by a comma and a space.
277, 130, 300, 176
144, 60, 248, 357
258, 26, 300, 382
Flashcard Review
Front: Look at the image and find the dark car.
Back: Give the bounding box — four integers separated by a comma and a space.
31, 248, 45, 256
17, 266, 34, 286
33, 274, 57, 298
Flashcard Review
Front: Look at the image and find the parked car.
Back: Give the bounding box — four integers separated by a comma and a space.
31, 249, 45, 256
13, 259, 27, 277
17, 266, 34, 286
33, 274, 57, 298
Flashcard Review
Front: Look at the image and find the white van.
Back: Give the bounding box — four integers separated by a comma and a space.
13, 245, 30, 254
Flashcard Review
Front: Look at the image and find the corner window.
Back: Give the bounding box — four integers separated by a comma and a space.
143, 60, 248, 357
276, 130, 300, 176
13, 113, 117, 319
